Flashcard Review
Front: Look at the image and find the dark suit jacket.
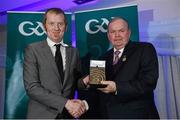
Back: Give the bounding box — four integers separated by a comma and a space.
98, 41, 159, 119
23, 40, 85, 118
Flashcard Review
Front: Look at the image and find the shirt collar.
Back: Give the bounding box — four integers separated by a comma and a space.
113, 47, 124, 54
46, 37, 68, 47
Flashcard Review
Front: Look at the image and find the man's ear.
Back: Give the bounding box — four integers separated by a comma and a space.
43, 24, 47, 32
65, 25, 68, 32
128, 29, 131, 38
107, 32, 110, 40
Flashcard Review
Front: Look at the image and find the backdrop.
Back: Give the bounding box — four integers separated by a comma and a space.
75, 5, 139, 59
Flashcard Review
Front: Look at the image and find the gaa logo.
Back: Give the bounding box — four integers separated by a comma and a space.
18, 21, 46, 36
85, 18, 110, 34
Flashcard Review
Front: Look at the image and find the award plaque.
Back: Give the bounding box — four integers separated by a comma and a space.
89, 60, 107, 88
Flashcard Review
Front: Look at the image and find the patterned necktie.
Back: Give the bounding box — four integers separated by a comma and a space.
55, 44, 64, 83
113, 50, 121, 65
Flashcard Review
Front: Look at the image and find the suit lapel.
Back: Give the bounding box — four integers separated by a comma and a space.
41, 41, 62, 87
105, 49, 114, 80
111, 41, 134, 79
63, 47, 71, 88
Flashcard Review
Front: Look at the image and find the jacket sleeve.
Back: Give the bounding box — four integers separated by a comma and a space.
74, 49, 87, 89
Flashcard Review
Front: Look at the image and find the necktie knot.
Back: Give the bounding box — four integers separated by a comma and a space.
114, 50, 120, 56
55, 44, 61, 49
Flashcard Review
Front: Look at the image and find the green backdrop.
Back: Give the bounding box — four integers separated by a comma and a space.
75, 5, 139, 59
75, 5, 139, 78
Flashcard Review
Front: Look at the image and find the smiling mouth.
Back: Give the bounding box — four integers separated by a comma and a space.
115, 39, 123, 41
53, 32, 60, 34
53, 33, 61, 36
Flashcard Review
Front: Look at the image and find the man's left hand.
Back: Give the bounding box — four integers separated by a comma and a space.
98, 81, 116, 93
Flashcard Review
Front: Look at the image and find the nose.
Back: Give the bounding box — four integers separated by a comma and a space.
54, 24, 60, 30
115, 31, 120, 37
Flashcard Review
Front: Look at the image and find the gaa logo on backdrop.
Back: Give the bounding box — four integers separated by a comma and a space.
85, 18, 110, 34
18, 21, 46, 36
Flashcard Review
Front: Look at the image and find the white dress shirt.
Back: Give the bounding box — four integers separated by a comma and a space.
47, 37, 68, 70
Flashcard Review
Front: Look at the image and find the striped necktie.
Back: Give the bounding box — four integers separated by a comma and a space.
113, 50, 120, 65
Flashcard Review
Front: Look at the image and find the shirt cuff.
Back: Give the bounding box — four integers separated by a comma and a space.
82, 100, 89, 111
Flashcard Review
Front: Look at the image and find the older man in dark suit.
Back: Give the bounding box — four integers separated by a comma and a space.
97, 17, 160, 119
23, 8, 88, 119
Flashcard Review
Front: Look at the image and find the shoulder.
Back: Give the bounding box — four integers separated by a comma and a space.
26, 40, 45, 48
130, 41, 157, 57
129, 41, 155, 50
66, 46, 80, 55
24, 41, 46, 54
66, 45, 78, 51
130, 41, 153, 46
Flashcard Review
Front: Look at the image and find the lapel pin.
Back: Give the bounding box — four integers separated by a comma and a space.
122, 55, 127, 62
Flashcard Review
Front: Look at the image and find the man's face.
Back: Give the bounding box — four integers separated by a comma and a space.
44, 12, 66, 43
107, 19, 131, 50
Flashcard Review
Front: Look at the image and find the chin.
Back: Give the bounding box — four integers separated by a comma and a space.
51, 39, 59, 43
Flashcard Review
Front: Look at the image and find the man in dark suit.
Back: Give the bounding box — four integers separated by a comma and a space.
23, 8, 88, 119
97, 17, 160, 119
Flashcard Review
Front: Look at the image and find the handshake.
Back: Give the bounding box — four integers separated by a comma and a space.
65, 99, 88, 118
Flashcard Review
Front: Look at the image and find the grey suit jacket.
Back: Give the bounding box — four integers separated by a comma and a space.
23, 40, 85, 118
